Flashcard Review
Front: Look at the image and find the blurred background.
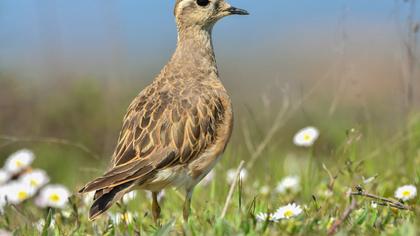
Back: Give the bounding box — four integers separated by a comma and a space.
1, 0, 420, 187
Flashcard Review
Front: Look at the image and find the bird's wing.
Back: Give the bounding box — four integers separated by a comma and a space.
80, 86, 227, 192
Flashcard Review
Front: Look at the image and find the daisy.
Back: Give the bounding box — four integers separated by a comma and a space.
122, 191, 137, 204
276, 175, 300, 194
3, 181, 36, 204
394, 185, 417, 201
0, 170, 10, 185
0, 187, 7, 213
255, 212, 280, 222
226, 168, 248, 184
259, 185, 270, 195
0, 230, 12, 236
4, 149, 35, 174
61, 210, 72, 218
293, 127, 319, 147
110, 212, 136, 225
36, 185, 70, 208
34, 218, 55, 232
274, 203, 303, 219
19, 169, 49, 189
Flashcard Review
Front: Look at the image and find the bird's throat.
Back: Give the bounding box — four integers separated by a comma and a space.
173, 26, 217, 71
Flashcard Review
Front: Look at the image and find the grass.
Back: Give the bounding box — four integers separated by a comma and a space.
0, 115, 419, 236
0, 76, 419, 235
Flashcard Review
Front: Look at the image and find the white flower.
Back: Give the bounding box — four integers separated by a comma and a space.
19, 169, 49, 189
293, 127, 319, 147
255, 212, 280, 222
371, 201, 378, 209
276, 176, 300, 194
36, 185, 70, 208
62, 210, 72, 218
0, 170, 10, 185
110, 212, 136, 225
145, 190, 165, 202
34, 218, 55, 232
394, 185, 417, 201
260, 185, 270, 195
0, 230, 12, 236
274, 203, 303, 219
199, 170, 215, 186
3, 181, 36, 204
0, 186, 7, 213
122, 191, 137, 204
226, 168, 248, 184
4, 149, 35, 174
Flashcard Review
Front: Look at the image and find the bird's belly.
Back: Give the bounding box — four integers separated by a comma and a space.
141, 154, 222, 192
141, 166, 194, 192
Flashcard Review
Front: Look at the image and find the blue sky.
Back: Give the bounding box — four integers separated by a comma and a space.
0, 0, 416, 80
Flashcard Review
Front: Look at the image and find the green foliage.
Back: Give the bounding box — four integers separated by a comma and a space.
0, 77, 418, 235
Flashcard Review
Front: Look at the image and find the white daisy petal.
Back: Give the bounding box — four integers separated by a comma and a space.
2, 181, 36, 204
0, 170, 10, 185
255, 212, 279, 222
34, 218, 55, 232
4, 149, 35, 174
145, 190, 165, 202
276, 176, 300, 194
122, 191, 137, 204
259, 185, 270, 195
293, 127, 319, 147
0, 186, 7, 213
109, 212, 136, 225
36, 185, 70, 208
19, 169, 50, 190
0, 229, 12, 236
394, 185, 417, 201
274, 203, 303, 219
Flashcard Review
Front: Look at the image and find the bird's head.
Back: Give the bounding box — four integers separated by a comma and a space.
174, 0, 249, 30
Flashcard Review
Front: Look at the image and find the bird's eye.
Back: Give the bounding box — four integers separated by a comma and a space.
196, 0, 210, 7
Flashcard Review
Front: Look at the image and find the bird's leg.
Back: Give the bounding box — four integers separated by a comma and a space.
152, 191, 161, 225
183, 189, 193, 222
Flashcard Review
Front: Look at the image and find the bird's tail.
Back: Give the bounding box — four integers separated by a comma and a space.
87, 181, 133, 220
78, 158, 156, 220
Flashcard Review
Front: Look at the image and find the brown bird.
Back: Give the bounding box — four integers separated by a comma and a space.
79, 0, 248, 222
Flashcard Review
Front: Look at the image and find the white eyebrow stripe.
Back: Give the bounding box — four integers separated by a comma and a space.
176, 0, 196, 13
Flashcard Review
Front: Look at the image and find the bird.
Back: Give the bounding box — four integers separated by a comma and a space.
78, 0, 248, 223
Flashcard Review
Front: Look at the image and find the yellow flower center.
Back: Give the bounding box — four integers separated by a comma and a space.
18, 191, 28, 200
402, 190, 411, 197
30, 179, 39, 187
49, 194, 61, 202
303, 134, 311, 141
284, 210, 294, 218
122, 213, 130, 221
15, 160, 23, 167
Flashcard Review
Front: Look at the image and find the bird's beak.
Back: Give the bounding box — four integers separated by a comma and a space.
225, 6, 249, 16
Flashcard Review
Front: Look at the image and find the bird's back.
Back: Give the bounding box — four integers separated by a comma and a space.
111, 64, 232, 168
